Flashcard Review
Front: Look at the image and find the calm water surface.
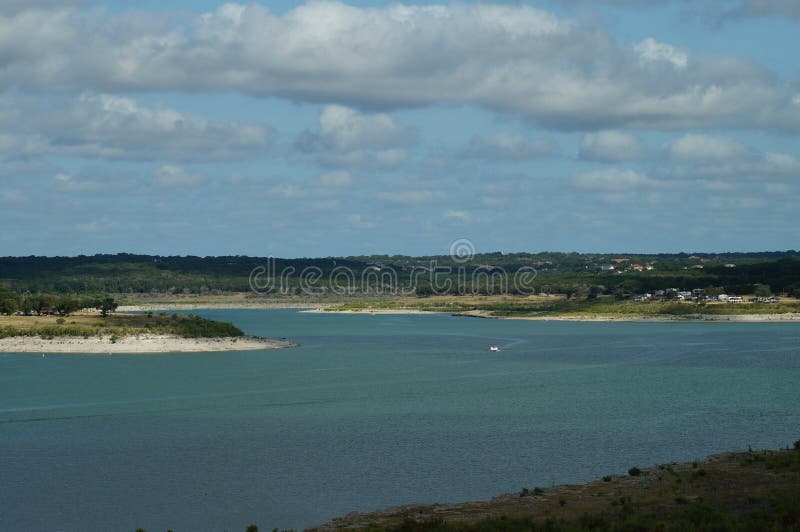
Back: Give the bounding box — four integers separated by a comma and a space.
1, 310, 799, 531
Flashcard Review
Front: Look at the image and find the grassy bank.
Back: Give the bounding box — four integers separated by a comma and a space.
0, 312, 244, 340
323, 294, 800, 318
310, 442, 800, 531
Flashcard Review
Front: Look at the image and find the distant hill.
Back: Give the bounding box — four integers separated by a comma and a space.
1, 252, 799, 297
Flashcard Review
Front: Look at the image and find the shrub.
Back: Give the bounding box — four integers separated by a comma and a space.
56, 318, 65, 324
628, 467, 642, 477
603, 475, 612, 482
794, 440, 800, 451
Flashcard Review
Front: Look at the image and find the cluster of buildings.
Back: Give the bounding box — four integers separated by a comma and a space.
599, 259, 654, 273
632, 288, 777, 304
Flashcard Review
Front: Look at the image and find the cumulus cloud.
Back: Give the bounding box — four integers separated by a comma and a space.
459, 133, 558, 161
0, 93, 270, 162
668, 134, 752, 161
153, 165, 207, 187
572, 169, 658, 191
296, 105, 413, 168
1, 2, 799, 132
634, 38, 688, 69
670, 151, 800, 181
319, 170, 353, 187
375, 190, 439, 205
442, 210, 473, 223
579, 131, 646, 162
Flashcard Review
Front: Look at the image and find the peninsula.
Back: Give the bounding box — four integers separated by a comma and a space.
0, 310, 295, 354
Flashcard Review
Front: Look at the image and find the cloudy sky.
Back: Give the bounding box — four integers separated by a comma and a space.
1, 0, 798, 257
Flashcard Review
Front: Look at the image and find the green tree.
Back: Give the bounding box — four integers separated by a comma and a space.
704, 286, 725, 298
754, 284, 772, 298
97, 297, 118, 318
32, 294, 57, 315
0, 298, 19, 315
55, 297, 81, 316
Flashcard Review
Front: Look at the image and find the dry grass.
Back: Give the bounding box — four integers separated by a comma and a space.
0, 312, 163, 330
313, 447, 800, 530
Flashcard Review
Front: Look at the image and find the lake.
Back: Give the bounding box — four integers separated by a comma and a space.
1, 309, 799, 531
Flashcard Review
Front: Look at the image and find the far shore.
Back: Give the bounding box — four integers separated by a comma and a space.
456, 309, 800, 322
0, 334, 296, 354
117, 302, 327, 311
300, 308, 441, 315
116, 299, 800, 323
302, 307, 800, 322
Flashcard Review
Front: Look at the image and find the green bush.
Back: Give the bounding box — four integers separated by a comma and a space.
628, 467, 642, 476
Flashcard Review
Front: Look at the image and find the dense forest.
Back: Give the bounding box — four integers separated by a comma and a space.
0, 252, 799, 298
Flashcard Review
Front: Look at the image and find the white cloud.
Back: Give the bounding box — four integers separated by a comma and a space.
346, 213, 377, 229
443, 210, 473, 223
634, 38, 688, 69
375, 190, 439, 205
296, 105, 412, 168
0, 93, 270, 162
579, 131, 646, 162
153, 165, 206, 187
319, 170, 353, 187
669, 134, 751, 161
573, 169, 658, 191
1, 2, 798, 132
459, 133, 558, 161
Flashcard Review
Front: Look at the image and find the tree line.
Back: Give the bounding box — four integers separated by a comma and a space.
0, 294, 118, 317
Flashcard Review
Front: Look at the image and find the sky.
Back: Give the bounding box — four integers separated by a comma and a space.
1, 0, 798, 257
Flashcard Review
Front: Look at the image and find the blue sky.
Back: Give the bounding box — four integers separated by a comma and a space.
1, 0, 798, 257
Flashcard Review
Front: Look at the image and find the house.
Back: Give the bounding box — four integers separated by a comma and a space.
691, 264, 704, 269
724, 263, 736, 268
630, 264, 644, 272
718, 294, 729, 302
645, 263, 654, 271
728, 296, 743, 303
600, 264, 615, 272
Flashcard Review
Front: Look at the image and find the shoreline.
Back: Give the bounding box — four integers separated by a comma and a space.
117, 302, 327, 311
119, 302, 800, 322
310, 445, 800, 530
0, 334, 297, 354
456, 309, 800, 323
300, 308, 441, 315
303, 307, 800, 322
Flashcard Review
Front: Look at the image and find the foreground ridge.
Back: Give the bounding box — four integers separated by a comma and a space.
310, 444, 800, 531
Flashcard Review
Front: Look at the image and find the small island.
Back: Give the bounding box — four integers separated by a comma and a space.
0, 298, 294, 354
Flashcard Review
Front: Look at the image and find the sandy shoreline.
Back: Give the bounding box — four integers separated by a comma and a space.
117, 302, 326, 311
0, 334, 297, 354
460, 310, 800, 322
118, 303, 800, 322
300, 308, 440, 315
301, 307, 800, 322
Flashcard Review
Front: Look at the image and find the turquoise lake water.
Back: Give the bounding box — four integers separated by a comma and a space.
1, 309, 799, 531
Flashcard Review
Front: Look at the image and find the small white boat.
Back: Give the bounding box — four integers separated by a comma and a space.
489, 345, 500, 352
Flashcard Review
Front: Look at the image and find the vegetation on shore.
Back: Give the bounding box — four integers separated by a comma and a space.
0, 312, 244, 340
328, 294, 800, 318
1, 252, 799, 298
307, 441, 800, 531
